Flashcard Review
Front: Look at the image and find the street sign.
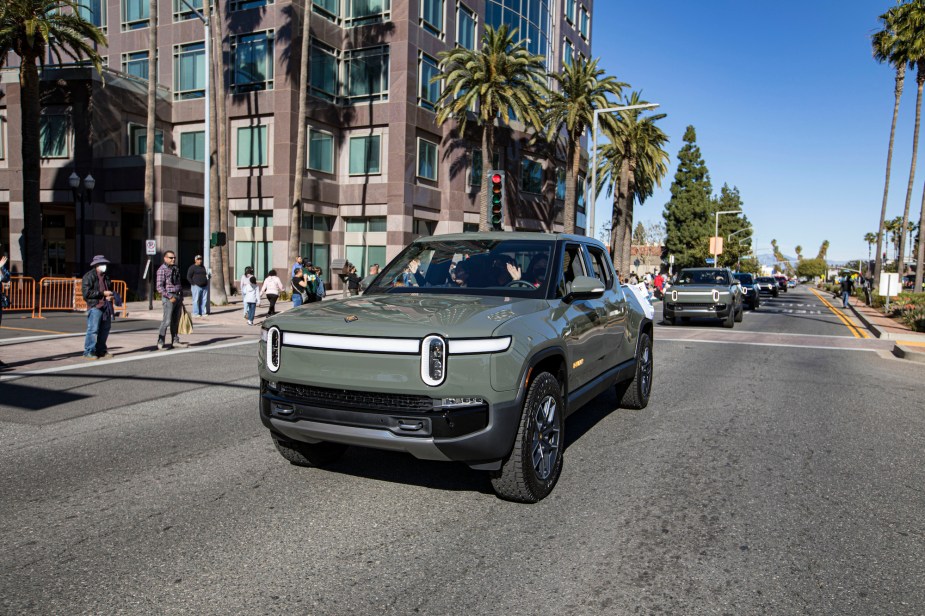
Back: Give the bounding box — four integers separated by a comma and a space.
668, 254, 675, 264
879, 272, 899, 298
709, 236, 724, 255
705, 258, 715, 265
145, 239, 157, 256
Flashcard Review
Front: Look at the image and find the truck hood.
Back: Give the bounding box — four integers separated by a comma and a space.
264, 293, 547, 339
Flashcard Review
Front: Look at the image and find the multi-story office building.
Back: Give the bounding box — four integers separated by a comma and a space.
0, 0, 593, 291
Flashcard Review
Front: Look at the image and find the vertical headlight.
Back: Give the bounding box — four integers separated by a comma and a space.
420, 335, 446, 387
266, 326, 281, 373
671, 289, 678, 302
712, 289, 720, 302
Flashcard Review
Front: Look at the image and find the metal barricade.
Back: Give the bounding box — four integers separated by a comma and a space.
37, 277, 128, 318
1, 276, 37, 318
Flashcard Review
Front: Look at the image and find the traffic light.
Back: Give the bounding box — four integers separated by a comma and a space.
210, 232, 227, 248
488, 170, 505, 231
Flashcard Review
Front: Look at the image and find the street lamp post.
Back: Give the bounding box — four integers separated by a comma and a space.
69, 172, 96, 271
587, 103, 660, 238
178, 0, 211, 278
713, 210, 741, 267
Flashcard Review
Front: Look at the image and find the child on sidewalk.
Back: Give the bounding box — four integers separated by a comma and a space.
243, 275, 259, 325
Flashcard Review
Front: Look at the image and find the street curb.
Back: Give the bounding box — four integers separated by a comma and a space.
892, 344, 925, 364
846, 303, 884, 338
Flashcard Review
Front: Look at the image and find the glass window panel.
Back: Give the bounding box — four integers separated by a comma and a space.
175, 42, 206, 100
577, 175, 586, 209
563, 38, 573, 67
580, 8, 589, 38
457, 5, 475, 49
346, 219, 367, 232
470, 149, 482, 186
367, 246, 387, 272
40, 116, 68, 158
421, 0, 443, 34
236, 214, 255, 227
308, 130, 334, 173
521, 158, 542, 194
133, 127, 164, 154
312, 244, 330, 273
556, 168, 566, 200
79, 0, 106, 28
565, 0, 574, 22
349, 0, 389, 24
124, 51, 148, 80
313, 0, 338, 18
310, 43, 338, 101
313, 215, 333, 231
180, 131, 205, 161
237, 125, 268, 167
419, 54, 440, 110
348, 135, 381, 175
346, 245, 366, 275
123, 0, 149, 28
231, 0, 269, 11
368, 217, 387, 232
234, 32, 274, 91
417, 139, 437, 181
346, 47, 389, 100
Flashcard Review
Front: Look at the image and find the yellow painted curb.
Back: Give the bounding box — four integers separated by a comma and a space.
809, 288, 869, 339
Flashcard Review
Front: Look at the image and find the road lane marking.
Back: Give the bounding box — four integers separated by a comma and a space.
0, 339, 258, 382
809, 288, 869, 339
656, 338, 879, 353
0, 325, 71, 335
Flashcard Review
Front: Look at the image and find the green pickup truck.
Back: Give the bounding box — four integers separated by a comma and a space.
258, 233, 654, 502
663, 267, 744, 328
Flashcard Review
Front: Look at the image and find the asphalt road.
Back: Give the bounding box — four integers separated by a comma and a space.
1, 286, 923, 615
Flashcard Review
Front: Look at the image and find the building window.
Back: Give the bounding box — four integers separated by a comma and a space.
579, 7, 589, 39
235, 240, 272, 280
40, 116, 68, 158
313, 0, 338, 21
556, 169, 566, 201
563, 38, 574, 67
308, 129, 334, 173
180, 131, 206, 161
577, 175, 586, 210
129, 125, 164, 155
233, 31, 275, 93
346, 0, 390, 26
78, 0, 107, 30
421, 0, 443, 37
173, 0, 208, 21
237, 125, 269, 168
346, 217, 387, 232
348, 135, 381, 175
463, 222, 479, 233
457, 3, 475, 49
417, 138, 438, 181
346, 245, 386, 277
418, 53, 440, 110
309, 40, 339, 102
300, 214, 334, 231
235, 212, 273, 227
122, 50, 149, 80
521, 158, 543, 194
174, 42, 206, 100
122, 0, 148, 30
469, 149, 500, 187
345, 46, 389, 102
414, 219, 437, 236
565, 0, 574, 23
231, 0, 273, 12
300, 242, 331, 274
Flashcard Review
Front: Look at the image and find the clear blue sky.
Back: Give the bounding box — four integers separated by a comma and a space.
590, 0, 921, 263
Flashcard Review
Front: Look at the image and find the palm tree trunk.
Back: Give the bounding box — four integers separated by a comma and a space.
19, 56, 43, 279
916, 189, 925, 292
480, 124, 493, 231
290, 0, 311, 267
563, 133, 579, 235
609, 158, 633, 276
203, 0, 227, 304
143, 0, 157, 298
897, 66, 923, 277
875, 67, 904, 281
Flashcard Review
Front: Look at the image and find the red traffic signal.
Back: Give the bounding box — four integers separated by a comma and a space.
489, 171, 505, 231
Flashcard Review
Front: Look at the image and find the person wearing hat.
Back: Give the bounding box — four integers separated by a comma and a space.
80, 255, 115, 360
186, 254, 210, 317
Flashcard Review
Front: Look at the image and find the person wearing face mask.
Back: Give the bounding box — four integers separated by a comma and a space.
80, 255, 115, 360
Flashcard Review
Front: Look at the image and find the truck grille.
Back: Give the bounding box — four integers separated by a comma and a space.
278, 382, 435, 413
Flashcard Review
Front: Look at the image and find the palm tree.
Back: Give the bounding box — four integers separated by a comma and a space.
595, 92, 669, 274
816, 240, 830, 261
885, 216, 902, 265
794, 245, 803, 262
891, 2, 925, 277
864, 232, 877, 270
545, 56, 625, 234
289, 1, 311, 270
871, 6, 907, 280
0, 0, 106, 278
434, 24, 548, 231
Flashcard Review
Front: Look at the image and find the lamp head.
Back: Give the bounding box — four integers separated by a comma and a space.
68, 172, 80, 189
84, 174, 96, 191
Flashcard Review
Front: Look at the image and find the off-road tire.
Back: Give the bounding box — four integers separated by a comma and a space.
616, 331, 653, 410
272, 435, 347, 467
734, 304, 743, 322
491, 372, 564, 503
723, 308, 735, 328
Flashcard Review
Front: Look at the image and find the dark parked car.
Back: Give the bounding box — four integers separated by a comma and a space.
756, 277, 779, 297
733, 272, 760, 310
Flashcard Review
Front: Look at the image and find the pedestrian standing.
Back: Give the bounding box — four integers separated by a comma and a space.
243, 275, 259, 325
840, 273, 855, 309
186, 254, 209, 317
369, 263, 380, 277
291, 267, 307, 308
344, 263, 361, 296
156, 251, 188, 350
1, 252, 11, 366
291, 256, 304, 278
314, 266, 326, 299
240, 266, 254, 319
654, 271, 665, 299
260, 269, 284, 316
81, 255, 115, 360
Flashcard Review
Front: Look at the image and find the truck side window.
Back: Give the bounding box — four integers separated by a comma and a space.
555, 243, 587, 298
585, 245, 614, 290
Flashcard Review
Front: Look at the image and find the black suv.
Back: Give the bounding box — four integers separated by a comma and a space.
733, 272, 760, 310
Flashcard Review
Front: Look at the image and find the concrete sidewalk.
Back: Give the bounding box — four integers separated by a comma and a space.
843, 292, 925, 363
0, 296, 301, 375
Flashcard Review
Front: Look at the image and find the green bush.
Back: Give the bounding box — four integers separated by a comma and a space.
896, 292, 925, 332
